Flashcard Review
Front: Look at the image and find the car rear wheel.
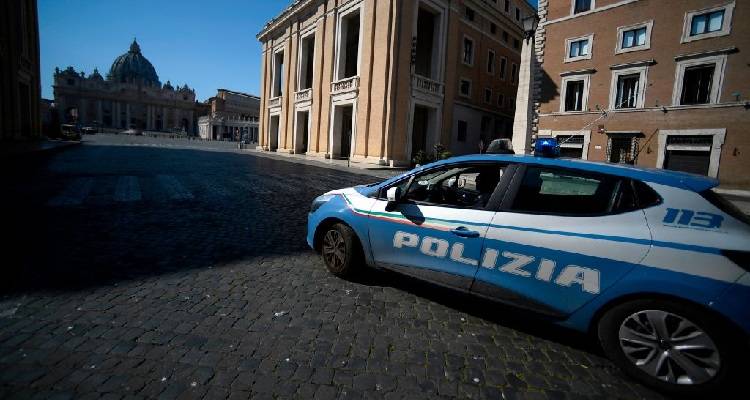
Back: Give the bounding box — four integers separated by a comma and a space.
320, 223, 361, 278
598, 299, 739, 397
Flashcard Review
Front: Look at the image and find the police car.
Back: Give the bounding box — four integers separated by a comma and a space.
307, 139, 750, 396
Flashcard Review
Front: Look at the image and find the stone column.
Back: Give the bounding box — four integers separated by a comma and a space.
512, 33, 536, 155
97, 100, 103, 127
115, 102, 121, 128
80, 98, 88, 124
189, 110, 194, 135
145, 106, 150, 131
126, 103, 131, 129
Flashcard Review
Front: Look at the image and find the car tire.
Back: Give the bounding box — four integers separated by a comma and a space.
597, 298, 740, 397
320, 223, 362, 278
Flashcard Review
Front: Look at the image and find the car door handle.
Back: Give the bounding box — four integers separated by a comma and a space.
451, 226, 480, 238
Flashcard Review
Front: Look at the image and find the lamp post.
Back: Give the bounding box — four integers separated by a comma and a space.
511, 14, 540, 155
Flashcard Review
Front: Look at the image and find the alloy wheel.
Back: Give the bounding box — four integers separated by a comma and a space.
322, 229, 346, 270
618, 309, 720, 385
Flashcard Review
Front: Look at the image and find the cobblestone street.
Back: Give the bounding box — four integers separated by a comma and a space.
0, 138, 665, 399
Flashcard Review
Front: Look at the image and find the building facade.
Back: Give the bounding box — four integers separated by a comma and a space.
257, 0, 534, 166
53, 40, 201, 135
0, 0, 41, 141
533, 0, 749, 187
198, 89, 260, 141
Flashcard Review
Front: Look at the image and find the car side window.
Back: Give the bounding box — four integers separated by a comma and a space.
510, 166, 623, 216
401, 163, 506, 210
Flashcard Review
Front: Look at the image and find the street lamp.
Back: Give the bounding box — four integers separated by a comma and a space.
511, 13, 540, 155
522, 14, 539, 39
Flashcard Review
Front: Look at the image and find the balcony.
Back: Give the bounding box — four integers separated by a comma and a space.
411, 74, 443, 97
295, 88, 312, 103
267, 96, 282, 108
330, 76, 359, 95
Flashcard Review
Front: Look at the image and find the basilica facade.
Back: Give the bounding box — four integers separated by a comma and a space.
53, 40, 201, 134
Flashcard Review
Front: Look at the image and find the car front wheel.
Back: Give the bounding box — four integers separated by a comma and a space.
598, 299, 740, 397
320, 223, 361, 278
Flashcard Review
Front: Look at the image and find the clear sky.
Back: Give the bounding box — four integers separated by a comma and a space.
38, 0, 290, 101
39, 0, 538, 102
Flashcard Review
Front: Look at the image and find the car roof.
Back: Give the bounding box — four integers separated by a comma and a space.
417, 154, 718, 192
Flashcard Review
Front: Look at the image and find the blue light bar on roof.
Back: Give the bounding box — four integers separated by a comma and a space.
534, 136, 560, 158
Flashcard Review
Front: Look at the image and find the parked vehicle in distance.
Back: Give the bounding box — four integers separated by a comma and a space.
122, 128, 143, 136
59, 124, 81, 140
307, 144, 750, 396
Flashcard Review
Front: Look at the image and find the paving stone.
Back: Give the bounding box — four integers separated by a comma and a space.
0, 143, 667, 400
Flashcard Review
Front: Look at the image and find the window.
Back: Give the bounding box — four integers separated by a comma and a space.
499, 57, 507, 79
462, 37, 474, 65
403, 164, 506, 209
561, 73, 592, 113
681, 65, 714, 105
457, 120, 468, 142
566, 35, 592, 61
622, 27, 646, 49
484, 88, 492, 103
664, 135, 713, 175
515, 8, 520, 21
691, 10, 724, 36
510, 166, 624, 216
616, 21, 652, 54
298, 33, 316, 90
607, 134, 640, 164
487, 50, 496, 74
511, 64, 518, 83
272, 50, 285, 97
498, 93, 505, 107
505, 0, 510, 13
657, 129, 725, 178
509, 97, 516, 110
611, 65, 649, 110
673, 54, 726, 106
554, 134, 586, 158
465, 6, 475, 22
459, 78, 471, 97
502, 31, 509, 43
513, 39, 520, 50
573, 0, 593, 14
490, 23, 497, 35
682, 2, 734, 42
614, 74, 640, 109
565, 80, 585, 111
335, 6, 361, 80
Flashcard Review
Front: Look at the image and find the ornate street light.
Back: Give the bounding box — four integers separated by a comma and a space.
522, 14, 539, 39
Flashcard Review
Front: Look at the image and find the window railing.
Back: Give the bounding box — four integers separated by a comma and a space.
330, 76, 359, 94
267, 96, 282, 108
412, 74, 444, 96
295, 88, 312, 102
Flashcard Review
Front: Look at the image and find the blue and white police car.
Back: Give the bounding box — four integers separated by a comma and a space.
307, 141, 750, 396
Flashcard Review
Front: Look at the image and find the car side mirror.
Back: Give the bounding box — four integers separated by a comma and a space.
386, 187, 402, 203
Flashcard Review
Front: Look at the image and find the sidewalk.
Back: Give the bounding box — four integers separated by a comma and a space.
240, 147, 407, 179
85, 133, 408, 180
1, 139, 81, 160
714, 188, 750, 215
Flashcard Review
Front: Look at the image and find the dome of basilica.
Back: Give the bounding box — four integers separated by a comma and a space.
107, 39, 160, 87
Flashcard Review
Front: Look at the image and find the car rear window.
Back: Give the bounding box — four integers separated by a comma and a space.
510, 166, 621, 216
701, 190, 750, 226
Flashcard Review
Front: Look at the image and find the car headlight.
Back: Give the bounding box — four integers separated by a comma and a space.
310, 194, 335, 213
